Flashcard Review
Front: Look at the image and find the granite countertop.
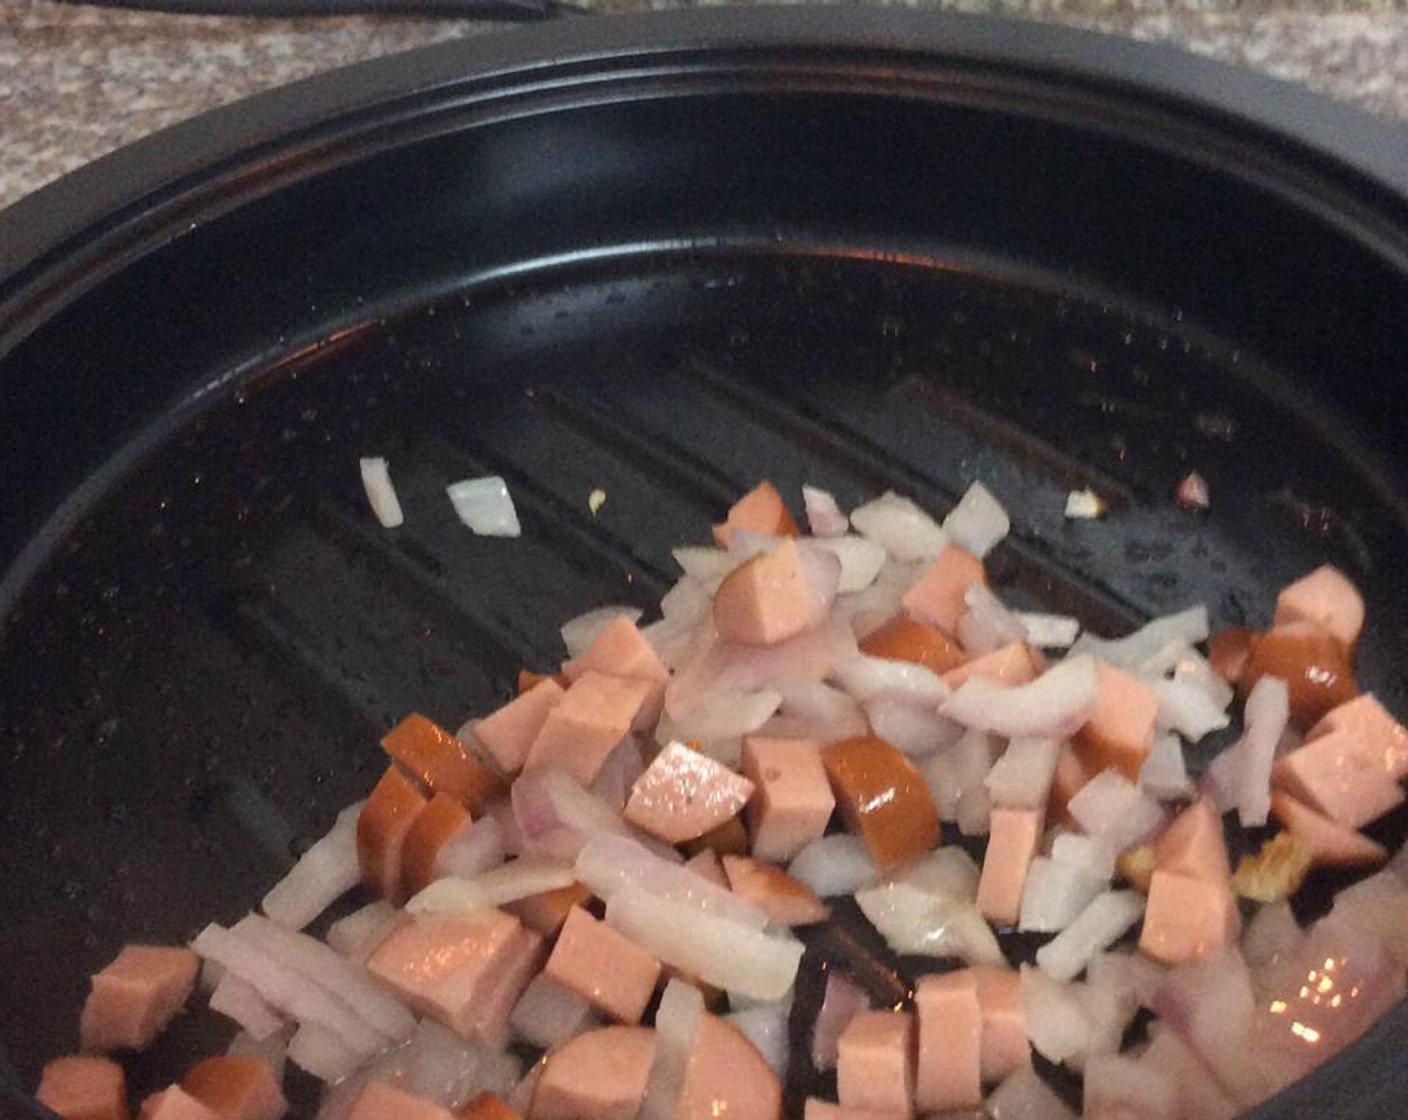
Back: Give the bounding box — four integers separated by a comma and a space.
3, 0, 1408, 213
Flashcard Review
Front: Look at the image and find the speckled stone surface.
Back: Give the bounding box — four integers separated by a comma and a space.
2, 1, 1408, 212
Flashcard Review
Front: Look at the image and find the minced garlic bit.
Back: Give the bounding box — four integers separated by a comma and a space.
1064, 488, 1107, 520
1234, 832, 1315, 903
588, 489, 607, 516
1116, 844, 1156, 894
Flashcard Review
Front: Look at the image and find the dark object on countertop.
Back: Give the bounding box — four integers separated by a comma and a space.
3, 8, 1408, 1119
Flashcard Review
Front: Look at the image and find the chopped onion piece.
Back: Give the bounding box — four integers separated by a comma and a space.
512, 766, 634, 861
865, 696, 964, 757
892, 847, 981, 901
671, 546, 740, 584
359, 457, 404, 528
1019, 857, 1107, 933
288, 1021, 365, 1083
725, 1003, 791, 1078
1170, 647, 1235, 711
811, 972, 870, 1071
1016, 612, 1081, 650
208, 973, 285, 1041
1150, 678, 1231, 741
1064, 489, 1106, 520
576, 834, 768, 928
437, 814, 507, 880
788, 834, 879, 898
447, 475, 521, 537
261, 800, 364, 931
659, 576, 712, 625
987, 1066, 1078, 1120
666, 689, 784, 742
1070, 606, 1209, 670
1139, 733, 1194, 801
834, 652, 950, 706
1020, 966, 1093, 1064
849, 491, 949, 562
1050, 832, 1117, 881
606, 885, 803, 1000
642, 980, 704, 1120
1035, 891, 1146, 982
924, 730, 1000, 823
985, 737, 1062, 809
958, 583, 1029, 655
226, 1026, 289, 1082
854, 881, 1003, 964
510, 975, 595, 1050
1235, 675, 1290, 828
1067, 770, 1165, 855
942, 481, 1010, 559
804, 535, 887, 593
560, 605, 644, 658
325, 901, 406, 963
803, 485, 850, 538
941, 655, 1099, 739
406, 857, 576, 916
763, 678, 869, 743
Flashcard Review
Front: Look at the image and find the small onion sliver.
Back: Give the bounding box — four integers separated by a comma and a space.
560, 605, 644, 658
811, 971, 870, 1071
941, 655, 1099, 740
359, 457, 404, 529
208, 972, 286, 1041
941, 481, 1010, 559
1035, 890, 1147, 982
447, 475, 521, 537
1235, 675, 1290, 827
261, 800, 364, 931
788, 834, 879, 898
849, 492, 949, 562
406, 857, 577, 916
802, 485, 850, 538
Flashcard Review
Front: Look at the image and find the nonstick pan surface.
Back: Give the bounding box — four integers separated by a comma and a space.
3, 9, 1408, 1118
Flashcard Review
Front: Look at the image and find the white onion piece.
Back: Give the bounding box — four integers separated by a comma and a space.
941, 655, 1099, 739
641, 980, 704, 1120
407, 857, 576, 916
261, 800, 364, 931
1332, 870, 1408, 969
1050, 832, 1117, 881
1016, 612, 1081, 651
1241, 901, 1304, 969
798, 545, 844, 620
811, 972, 870, 1071
447, 475, 521, 537
232, 913, 415, 1043
865, 696, 963, 757
849, 491, 949, 562
854, 882, 1003, 964
768, 678, 869, 742
924, 730, 1000, 823
1139, 733, 1194, 801
200, 958, 225, 995
984, 737, 1062, 810
803, 485, 850, 538
672, 545, 740, 584
987, 1066, 1078, 1120
667, 689, 784, 742
957, 583, 1029, 655
1019, 858, 1107, 933
659, 576, 712, 625
1170, 648, 1235, 710
832, 558, 926, 640
325, 901, 407, 964
560, 605, 644, 658
1150, 678, 1231, 741
192, 924, 384, 1057
359, 457, 404, 528
589, 735, 646, 811
726, 529, 782, 561
1069, 606, 1209, 670
1019, 966, 1093, 1065
725, 1003, 791, 1079
1035, 891, 1146, 982
788, 834, 879, 898
893, 847, 981, 901
576, 835, 768, 928
1067, 769, 1166, 855
288, 1021, 365, 1083
437, 814, 507, 880
1133, 638, 1199, 681
803, 535, 887, 594
510, 975, 596, 1050
1086, 950, 1166, 1014
640, 614, 710, 673
208, 973, 286, 1041
226, 1026, 288, 1081
511, 766, 634, 861
942, 481, 1010, 559
1083, 1052, 1178, 1118
606, 885, 803, 1000
833, 652, 950, 705
400, 1021, 516, 1108
1235, 675, 1290, 827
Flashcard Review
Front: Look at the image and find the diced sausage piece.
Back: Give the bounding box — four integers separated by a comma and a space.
1074, 662, 1159, 780
900, 545, 987, 636
1271, 729, 1406, 829
357, 766, 429, 904
1153, 797, 1230, 883
624, 742, 755, 844
836, 1011, 915, 1114
142, 1088, 220, 1120
365, 912, 534, 1042
859, 616, 967, 677
345, 1082, 455, 1120
713, 539, 818, 646
741, 736, 836, 863
971, 966, 1030, 1084
678, 1013, 783, 1120
471, 925, 549, 1049
382, 713, 504, 812
503, 882, 591, 937
1307, 693, 1408, 780
913, 971, 981, 1112
1048, 741, 1093, 828
976, 808, 1043, 926
542, 907, 661, 1024
401, 793, 474, 899
1138, 871, 1240, 965
458, 1093, 521, 1120
35, 1056, 128, 1120
712, 481, 799, 548
1274, 564, 1365, 651
942, 643, 1041, 691
523, 672, 654, 787
802, 1102, 909, 1120
475, 680, 566, 775
79, 945, 200, 1053
531, 1026, 657, 1120
181, 1057, 286, 1120
563, 616, 671, 688
1242, 623, 1358, 728
1207, 627, 1257, 687
721, 856, 830, 925
821, 736, 941, 871
1270, 792, 1388, 867
684, 849, 732, 889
